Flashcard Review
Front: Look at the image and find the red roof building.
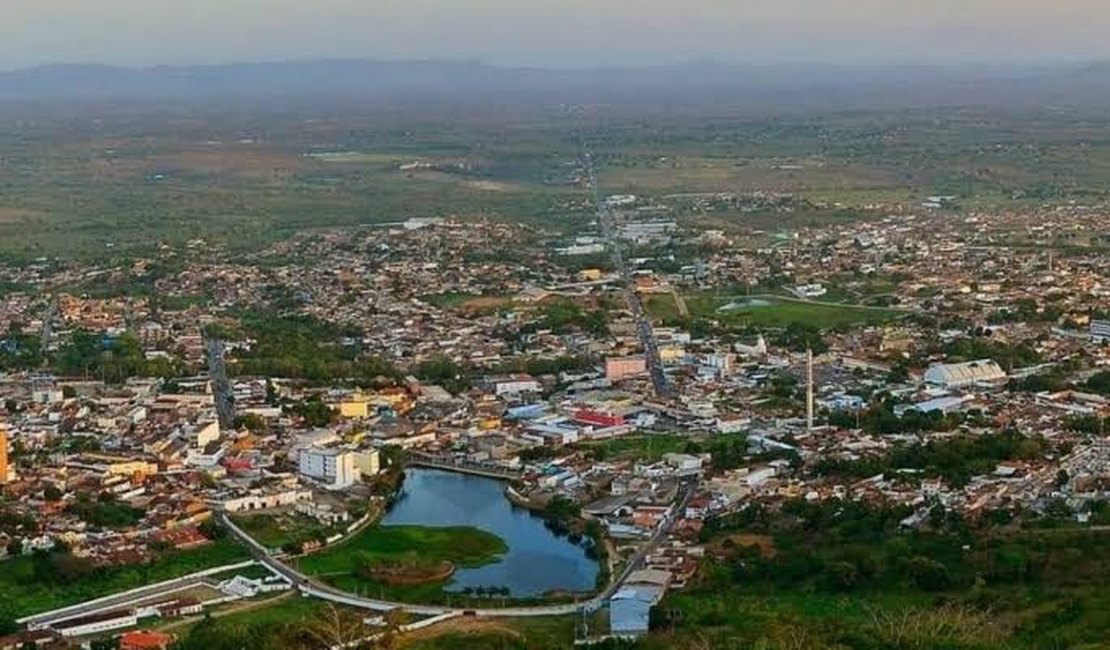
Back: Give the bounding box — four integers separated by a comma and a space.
121, 630, 175, 650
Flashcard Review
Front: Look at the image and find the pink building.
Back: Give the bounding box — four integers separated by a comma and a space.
605, 355, 647, 382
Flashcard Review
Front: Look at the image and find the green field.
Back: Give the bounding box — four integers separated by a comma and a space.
231, 513, 328, 549
204, 592, 327, 629
297, 525, 507, 604
581, 434, 696, 463
299, 524, 507, 575
648, 293, 902, 329
0, 539, 250, 621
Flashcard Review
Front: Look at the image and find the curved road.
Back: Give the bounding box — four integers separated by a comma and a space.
218, 480, 693, 618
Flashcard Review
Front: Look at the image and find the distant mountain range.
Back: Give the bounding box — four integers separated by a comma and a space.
1, 59, 1109, 111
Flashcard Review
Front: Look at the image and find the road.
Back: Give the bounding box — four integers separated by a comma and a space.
217, 479, 694, 618
581, 150, 671, 398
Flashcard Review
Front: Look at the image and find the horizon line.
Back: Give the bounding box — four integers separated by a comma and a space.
2, 55, 1107, 75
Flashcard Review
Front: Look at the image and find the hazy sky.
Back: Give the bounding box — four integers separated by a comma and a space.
3, 0, 1110, 69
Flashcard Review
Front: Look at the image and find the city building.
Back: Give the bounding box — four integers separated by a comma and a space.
298, 448, 359, 488
606, 356, 647, 382
1092, 319, 1110, 343
352, 449, 381, 477
484, 375, 542, 397
923, 359, 1007, 388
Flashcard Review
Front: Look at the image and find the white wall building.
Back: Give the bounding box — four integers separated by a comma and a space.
222, 489, 312, 513
487, 375, 541, 397
299, 448, 359, 489
923, 359, 1006, 388
1092, 320, 1110, 343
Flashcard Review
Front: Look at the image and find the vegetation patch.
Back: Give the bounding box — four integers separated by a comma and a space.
0, 539, 249, 624
297, 524, 506, 579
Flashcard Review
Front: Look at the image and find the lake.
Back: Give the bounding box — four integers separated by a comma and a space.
381, 467, 598, 597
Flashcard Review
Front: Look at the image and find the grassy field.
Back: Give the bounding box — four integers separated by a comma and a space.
297, 525, 507, 604
0, 539, 250, 620
580, 434, 696, 463
647, 293, 903, 329
203, 591, 327, 629
231, 512, 327, 549
299, 525, 507, 575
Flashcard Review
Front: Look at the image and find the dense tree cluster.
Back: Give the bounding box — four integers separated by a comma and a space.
700, 497, 1110, 601
52, 331, 185, 382
941, 336, 1042, 370
826, 402, 971, 435
1085, 371, 1110, 396
0, 330, 43, 371
813, 430, 1047, 487
223, 312, 399, 385
65, 491, 144, 529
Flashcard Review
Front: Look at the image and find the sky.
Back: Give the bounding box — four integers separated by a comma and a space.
3, 0, 1110, 70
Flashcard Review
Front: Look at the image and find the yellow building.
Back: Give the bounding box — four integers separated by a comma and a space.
353, 449, 381, 477
339, 399, 370, 419
578, 268, 603, 282
73, 455, 158, 477
660, 345, 686, 363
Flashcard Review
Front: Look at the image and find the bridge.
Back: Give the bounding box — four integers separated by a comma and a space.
216, 479, 694, 619
406, 453, 524, 481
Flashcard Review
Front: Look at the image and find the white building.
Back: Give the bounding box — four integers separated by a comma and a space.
486, 375, 541, 397
194, 420, 221, 448
1092, 320, 1110, 343
923, 359, 1006, 389
794, 284, 827, 299
222, 489, 312, 513
299, 448, 359, 489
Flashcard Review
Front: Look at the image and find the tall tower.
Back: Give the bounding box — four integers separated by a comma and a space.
806, 348, 815, 431
0, 422, 9, 485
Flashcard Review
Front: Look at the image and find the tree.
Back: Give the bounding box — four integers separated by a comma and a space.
826, 561, 860, 591
199, 518, 228, 541
543, 495, 581, 524
288, 396, 336, 428
305, 603, 373, 649
907, 556, 951, 591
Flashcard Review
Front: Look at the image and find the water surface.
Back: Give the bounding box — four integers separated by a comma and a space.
382, 468, 598, 597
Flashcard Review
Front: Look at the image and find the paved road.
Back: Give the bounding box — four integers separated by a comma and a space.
218, 480, 693, 618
